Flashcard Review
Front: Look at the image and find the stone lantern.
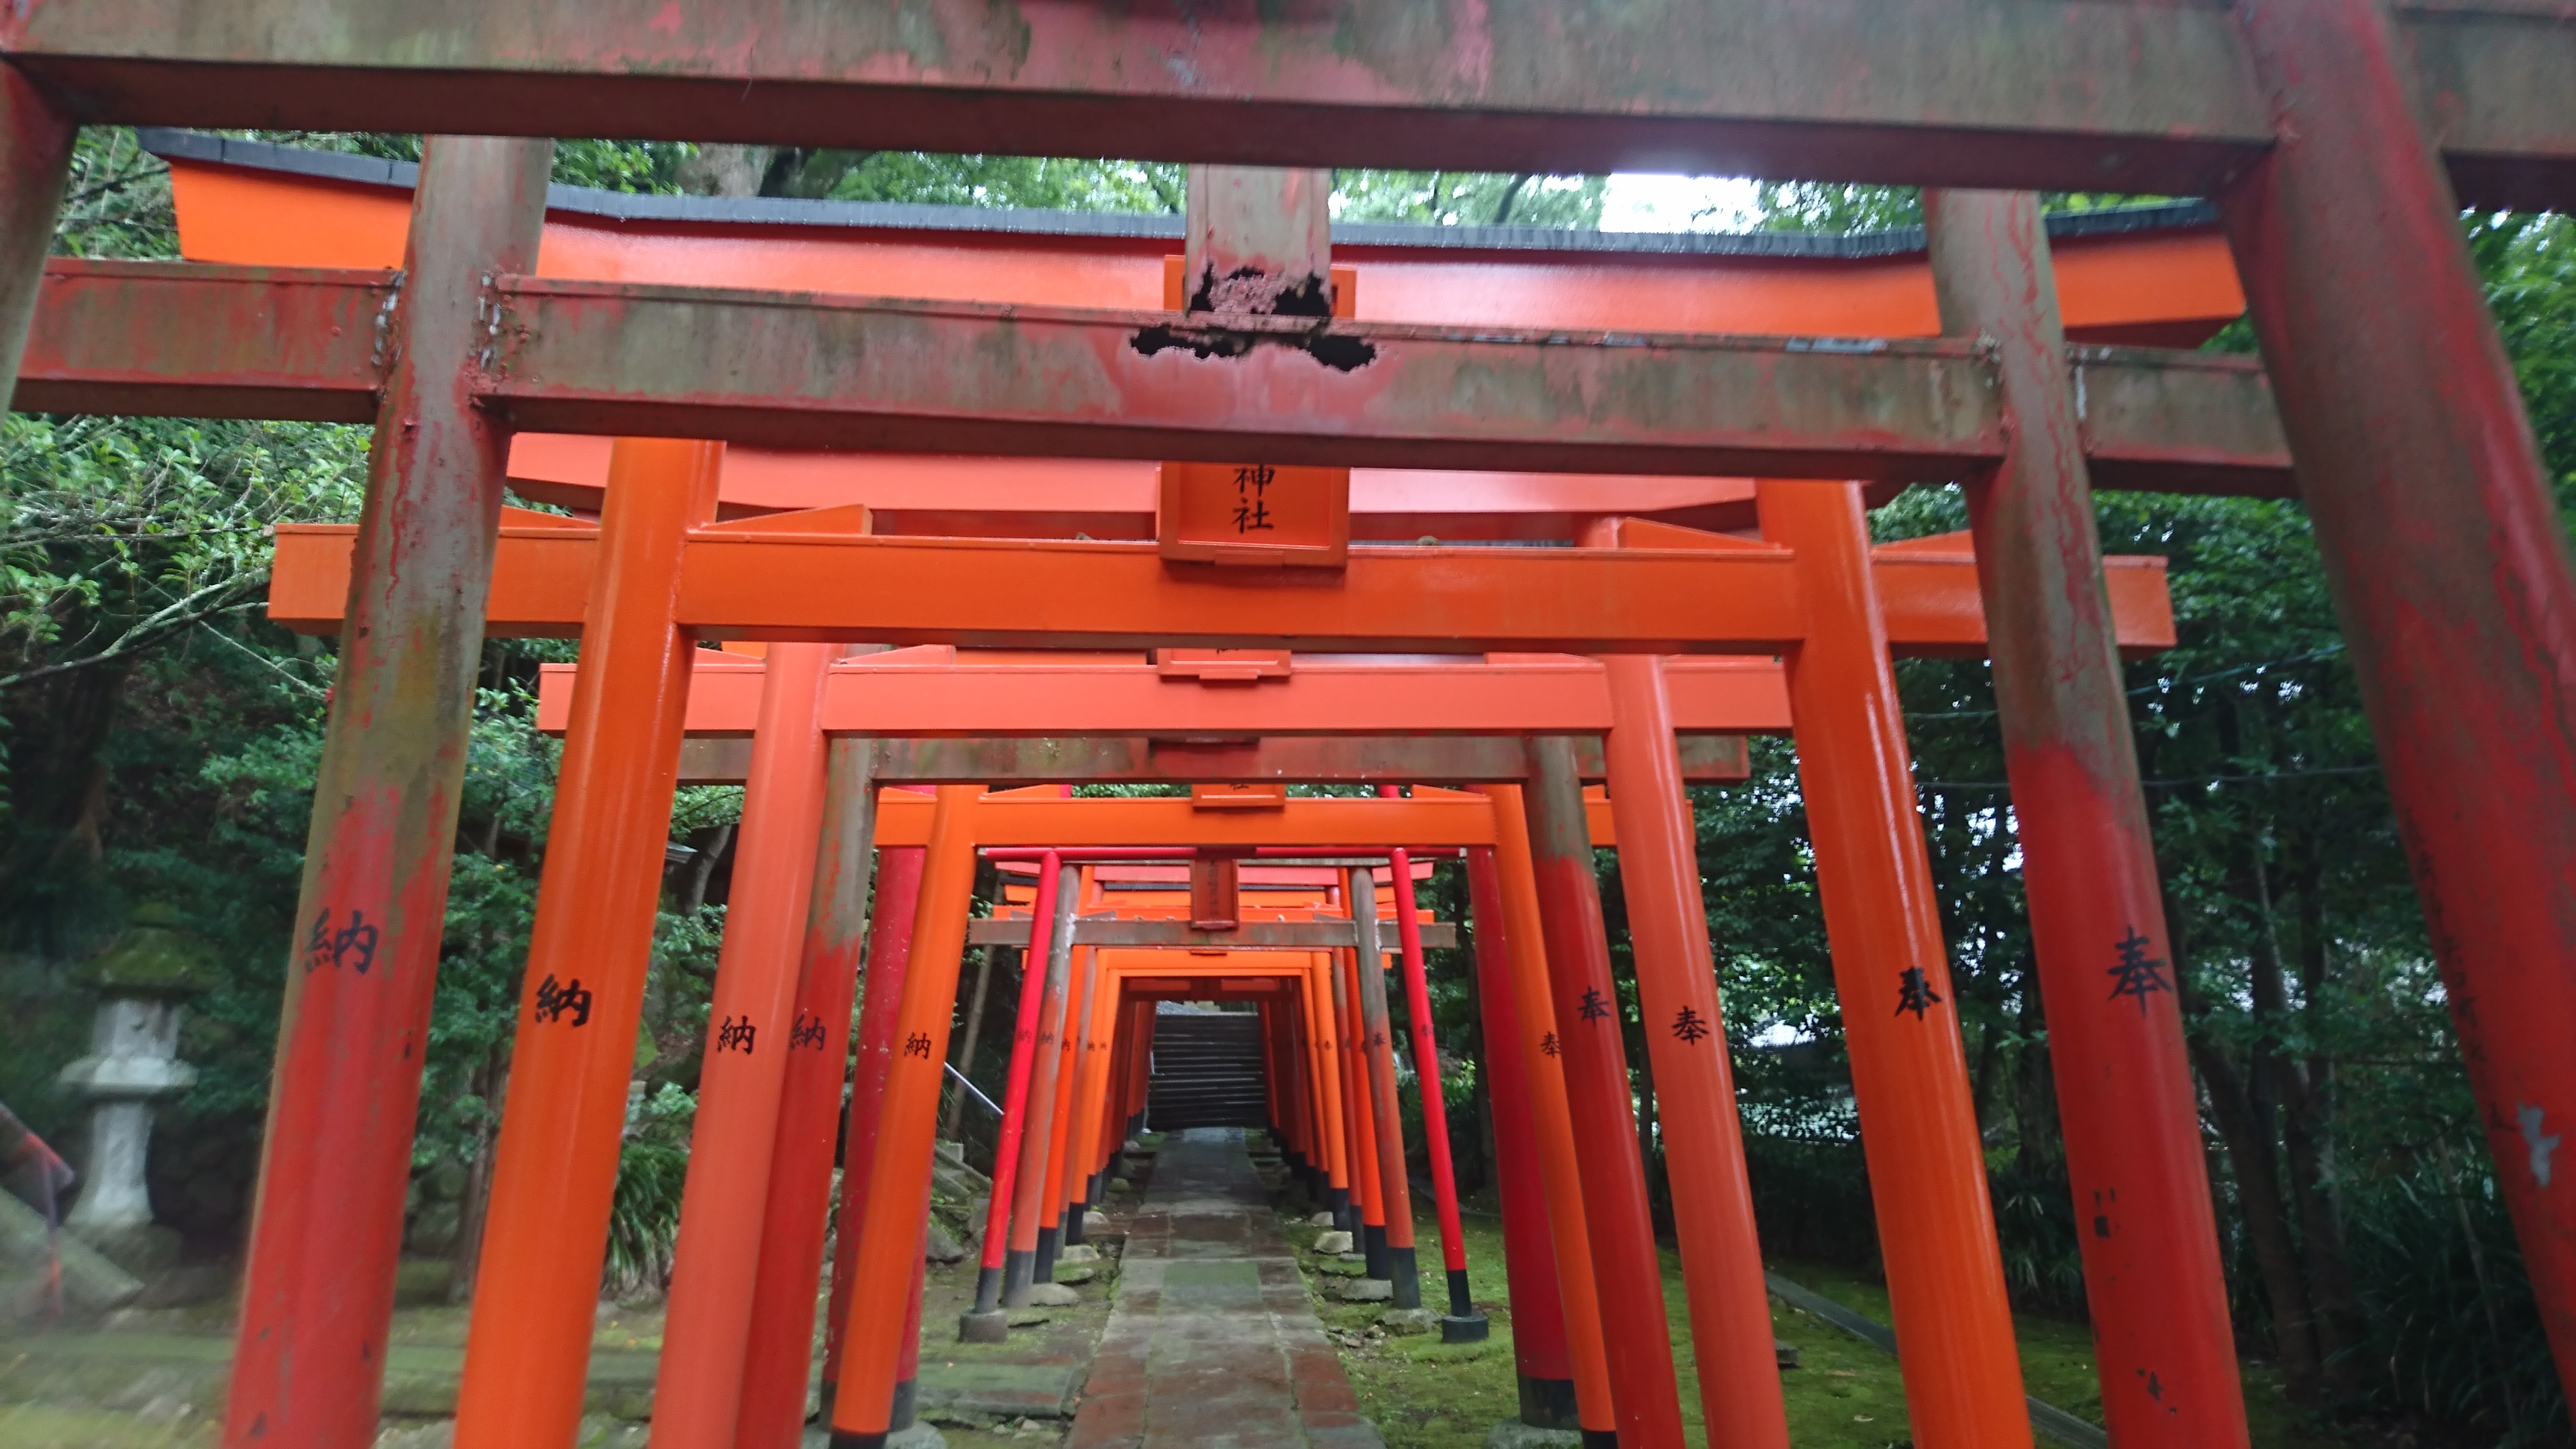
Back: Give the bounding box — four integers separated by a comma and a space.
57, 905, 215, 1271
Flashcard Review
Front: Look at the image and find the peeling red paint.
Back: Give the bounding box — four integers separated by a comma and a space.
2228, 0, 2576, 1420
223, 136, 553, 1449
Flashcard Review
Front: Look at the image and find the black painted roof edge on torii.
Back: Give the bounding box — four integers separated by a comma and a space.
136, 127, 2217, 262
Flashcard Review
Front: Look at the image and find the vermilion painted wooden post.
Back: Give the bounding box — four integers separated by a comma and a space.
1348, 867, 1424, 1310
1001, 872, 1078, 1307
1520, 739, 1689, 1448
820, 842, 925, 1403
1282, 994, 1320, 1193
1380, 819, 1484, 1338
1597, 653, 1790, 1448
962, 851, 1063, 1337
1061, 946, 1116, 1242
2223, 1, 2576, 1410
653, 641, 835, 1449
1091, 992, 1136, 1195
451, 437, 722, 1449
1304, 956, 1352, 1219
1756, 478, 2033, 1449
1034, 942, 1099, 1276
737, 737, 881, 1449
828, 784, 985, 1448
1481, 793, 1623, 1446
1466, 847, 1580, 1432
1285, 996, 1319, 1190
1132, 1001, 1157, 1140
1337, 945, 1389, 1272
225, 135, 554, 1449
1259, 996, 1284, 1147
1925, 186, 2248, 1446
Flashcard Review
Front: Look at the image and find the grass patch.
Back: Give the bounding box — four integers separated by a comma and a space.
1294, 1208, 2342, 1448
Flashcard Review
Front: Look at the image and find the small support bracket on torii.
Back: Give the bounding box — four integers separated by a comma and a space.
1158, 165, 1352, 568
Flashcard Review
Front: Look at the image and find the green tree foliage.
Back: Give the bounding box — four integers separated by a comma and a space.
1332, 170, 1607, 229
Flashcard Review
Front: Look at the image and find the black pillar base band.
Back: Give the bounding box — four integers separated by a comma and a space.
1581, 1430, 1619, 1448
890, 1378, 918, 1431
1064, 1204, 1088, 1246
1440, 1313, 1491, 1344
1517, 1375, 1580, 1431
827, 1432, 886, 1449
972, 1264, 1004, 1313
1363, 1223, 1391, 1280
1034, 1224, 1060, 1279
1089, 1170, 1107, 1203
1446, 1266, 1474, 1317
1388, 1244, 1421, 1309
1001, 1248, 1036, 1306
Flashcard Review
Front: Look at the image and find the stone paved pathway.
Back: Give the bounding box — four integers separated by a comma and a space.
1067, 1128, 1380, 1449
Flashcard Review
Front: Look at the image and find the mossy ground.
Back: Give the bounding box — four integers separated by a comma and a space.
1285, 1207, 2342, 1449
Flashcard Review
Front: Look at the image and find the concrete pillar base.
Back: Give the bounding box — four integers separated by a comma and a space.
1379, 1306, 1440, 1335
1484, 1424, 1581, 1449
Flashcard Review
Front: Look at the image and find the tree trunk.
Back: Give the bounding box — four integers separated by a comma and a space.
2249, 841, 2369, 1399
1631, 1006, 1667, 1230
448, 1050, 509, 1302
0, 662, 125, 941
942, 946, 998, 1142
678, 822, 732, 914
674, 143, 774, 199
1460, 903, 1493, 1195
2012, 967, 2059, 1177
2170, 881, 2326, 1403
1969, 1006, 2006, 1141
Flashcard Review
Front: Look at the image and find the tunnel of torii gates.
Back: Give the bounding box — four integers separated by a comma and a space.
239, 127, 2203, 1448
7, 4, 2576, 1444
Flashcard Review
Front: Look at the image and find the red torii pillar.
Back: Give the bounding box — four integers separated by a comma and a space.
820, 841, 925, 1404
961, 850, 1065, 1340
2224, 2, 2576, 1409
1061, 941, 1119, 1244
1038, 936, 1105, 1272
1517, 743, 1690, 1448
1302, 950, 1352, 1224
223, 136, 553, 1449
1476, 802, 1623, 1444
737, 737, 881, 1448
1347, 866, 1424, 1312
1381, 827, 1487, 1340
1758, 478, 2033, 1449
1594, 655, 1790, 1448
1333, 933, 1387, 1270
651, 641, 833, 1449
1465, 847, 1582, 1433
1925, 187, 2247, 1444
828, 785, 985, 1448
453, 438, 724, 1449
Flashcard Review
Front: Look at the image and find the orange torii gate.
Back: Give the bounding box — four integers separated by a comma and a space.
19, 15, 2564, 1440
278, 504, 2181, 1448
853, 803, 1649, 1444
243, 156, 2212, 1448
